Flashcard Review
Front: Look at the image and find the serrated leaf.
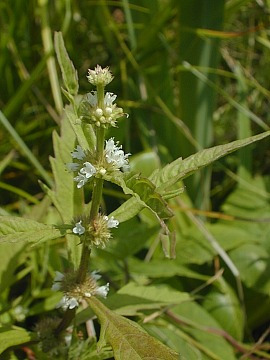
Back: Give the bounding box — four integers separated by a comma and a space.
0, 326, 37, 354
65, 107, 95, 151
112, 132, 270, 223
150, 131, 270, 192
87, 297, 179, 360
108, 172, 173, 220
0, 216, 65, 244
45, 107, 84, 268
54, 32, 79, 96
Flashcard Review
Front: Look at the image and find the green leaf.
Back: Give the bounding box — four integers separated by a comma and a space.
203, 279, 244, 341
0, 242, 26, 292
104, 218, 159, 259
172, 302, 236, 360
0, 216, 65, 244
108, 172, 173, 220
87, 297, 179, 360
43, 107, 85, 268
112, 131, 270, 223
54, 32, 79, 96
150, 131, 270, 192
229, 243, 270, 294
0, 326, 37, 354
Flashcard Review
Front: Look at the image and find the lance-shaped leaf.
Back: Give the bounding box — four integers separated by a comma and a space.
87, 297, 179, 360
112, 131, 270, 222
54, 32, 79, 96
0, 216, 65, 244
107, 172, 173, 221
151, 130, 270, 192
42, 107, 84, 268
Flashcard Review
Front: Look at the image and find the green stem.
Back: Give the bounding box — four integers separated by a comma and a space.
56, 82, 106, 335
76, 84, 105, 283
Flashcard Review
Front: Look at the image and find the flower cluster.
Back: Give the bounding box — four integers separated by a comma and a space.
87, 65, 113, 86
52, 270, 109, 311
84, 91, 124, 128
72, 214, 119, 249
67, 139, 130, 189
105, 138, 130, 172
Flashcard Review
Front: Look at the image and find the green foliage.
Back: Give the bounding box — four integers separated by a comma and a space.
0, 326, 37, 354
54, 32, 79, 97
88, 297, 179, 360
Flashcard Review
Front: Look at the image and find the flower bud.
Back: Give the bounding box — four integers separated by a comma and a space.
87, 65, 113, 86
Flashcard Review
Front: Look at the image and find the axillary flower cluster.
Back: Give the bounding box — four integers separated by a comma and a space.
53, 65, 130, 311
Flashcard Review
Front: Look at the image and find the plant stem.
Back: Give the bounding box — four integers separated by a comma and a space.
76, 84, 105, 283
56, 84, 106, 334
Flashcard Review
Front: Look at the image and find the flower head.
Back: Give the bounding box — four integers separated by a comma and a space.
71, 145, 86, 160
56, 295, 79, 311
72, 220, 85, 235
104, 215, 119, 229
52, 270, 110, 311
105, 138, 130, 171
87, 65, 113, 86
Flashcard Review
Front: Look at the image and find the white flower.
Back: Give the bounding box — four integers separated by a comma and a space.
91, 270, 102, 281
66, 162, 80, 172
104, 216, 119, 229
87, 91, 98, 107
73, 220, 85, 235
95, 283, 110, 298
51, 271, 64, 291
104, 92, 117, 107
80, 162, 97, 179
71, 145, 85, 160
56, 295, 79, 311
105, 138, 130, 171
74, 173, 88, 189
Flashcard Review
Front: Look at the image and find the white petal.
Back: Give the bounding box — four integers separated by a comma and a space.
71, 145, 85, 160
87, 91, 98, 107
73, 220, 85, 235
74, 173, 88, 188
96, 283, 110, 298
68, 297, 79, 309
107, 216, 119, 229
66, 162, 80, 172
80, 162, 96, 179
91, 270, 102, 281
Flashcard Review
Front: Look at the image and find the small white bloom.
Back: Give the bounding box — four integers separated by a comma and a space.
51, 271, 64, 291
71, 145, 85, 160
107, 216, 119, 229
87, 65, 113, 86
66, 162, 80, 172
104, 92, 117, 107
73, 220, 85, 235
87, 91, 98, 107
57, 295, 79, 310
104, 107, 113, 116
84, 292, 92, 298
80, 162, 97, 179
105, 138, 130, 170
95, 283, 110, 298
74, 173, 88, 189
99, 168, 106, 175
91, 270, 102, 281
95, 108, 103, 117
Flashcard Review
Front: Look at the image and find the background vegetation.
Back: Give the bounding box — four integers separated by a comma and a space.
0, 0, 270, 359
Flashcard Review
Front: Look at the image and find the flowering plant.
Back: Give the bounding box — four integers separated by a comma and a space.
0, 32, 269, 359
